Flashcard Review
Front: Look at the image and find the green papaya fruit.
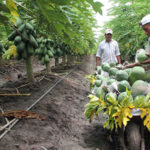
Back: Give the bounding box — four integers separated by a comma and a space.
41, 57, 45, 65
16, 18, 23, 27
35, 49, 39, 55
44, 48, 47, 55
48, 50, 53, 58
22, 50, 28, 59
27, 44, 34, 55
17, 41, 26, 51
22, 30, 29, 40
25, 23, 34, 31
32, 30, 36, 38
39, 49, 43, 55
18, 24, 25, 32
40, 43, 45, 49
50, 48, 54, 54
14, 36, 22, 45
8, 31, 17, 41
29, 34, 38, 48
45, 54, 50, 63
46, 44, 50, 49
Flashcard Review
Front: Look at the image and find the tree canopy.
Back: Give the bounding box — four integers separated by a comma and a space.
0, 0, 103, 55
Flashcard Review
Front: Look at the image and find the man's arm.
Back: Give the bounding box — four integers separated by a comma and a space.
146, 54, 150, 57
116, 55, 121, 64
96, 43, 102, 67
141, 57, 150, 64
123, 56, 150, 69
115, 42, 121, 64
123, 62, 140, 69
96, 57, 100, 66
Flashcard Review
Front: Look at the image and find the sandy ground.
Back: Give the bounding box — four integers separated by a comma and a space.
0, 55, 112, 150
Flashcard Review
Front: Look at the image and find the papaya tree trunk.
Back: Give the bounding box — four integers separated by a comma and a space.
46, 61, 51, 74
76, 56, 80, 61
25, 56, 34, 82
78, 55, 82, 61
55, 57, 59, 66
62, 55, 66, 65
67, 55, 72, 65
0, 56, 2, 66
75, 56, 77, 61
71, 55, 74, 64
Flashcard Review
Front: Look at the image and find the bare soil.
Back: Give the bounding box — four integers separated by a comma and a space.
0, 55, 112, 150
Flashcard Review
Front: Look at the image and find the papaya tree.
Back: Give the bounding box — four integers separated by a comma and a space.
60, 43, 69, 66
8, 19, 38, 82
53, 45, 63, 67
36, 38, 54, 74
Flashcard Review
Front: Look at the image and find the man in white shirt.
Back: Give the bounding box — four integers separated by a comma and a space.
96, 29, 121, 66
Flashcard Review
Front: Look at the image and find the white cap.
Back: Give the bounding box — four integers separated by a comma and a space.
140, 14, 150, 26
105, 29, 113, 34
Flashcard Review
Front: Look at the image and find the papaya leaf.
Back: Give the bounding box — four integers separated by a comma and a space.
140, 108, 147, 119
0, 15, 9, 25
96, 106, 104, 115
6, 0, 19, 24
0, 2, 9, 13
145, 93, 150, 102
104, 119, 109, 128
49, 0, 72, 5
2, 45, 17, 60
113, 107, 133, 128
32, 0, 40, 9
55, 23, 65, 34
86, 0, 103, 14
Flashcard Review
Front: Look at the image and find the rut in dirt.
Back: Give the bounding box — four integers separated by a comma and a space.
0, 55, 113, 150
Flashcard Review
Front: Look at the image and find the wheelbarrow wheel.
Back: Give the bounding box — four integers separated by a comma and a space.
125, 122, 141, 150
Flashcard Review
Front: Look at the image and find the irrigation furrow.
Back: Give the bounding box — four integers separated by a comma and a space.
0, 66, 77, 140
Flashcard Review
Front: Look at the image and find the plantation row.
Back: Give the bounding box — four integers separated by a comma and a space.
0, 0, 104, 83
0, 0, 103, 74
0, 19, 83, 82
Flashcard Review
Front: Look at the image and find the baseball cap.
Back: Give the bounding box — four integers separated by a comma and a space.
140, 14, 150, 26
105, 29, 113, 34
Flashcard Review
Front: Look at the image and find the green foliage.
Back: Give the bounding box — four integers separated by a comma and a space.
85, 91, 150, 131
0, 0, 103, 57
0, 2, 12, 41
99, 0, 150, 61
2, 45, 17, 60
6, 0, 19, 24
15, 0, 103, 55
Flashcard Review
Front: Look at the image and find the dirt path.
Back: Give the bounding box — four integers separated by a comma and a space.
0, 55, 112, 150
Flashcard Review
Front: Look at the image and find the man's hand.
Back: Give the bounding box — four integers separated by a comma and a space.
123, 62, 140, 70
96, 57, 100, 66
146, 53, 150, 57
141, 57, 150, 64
